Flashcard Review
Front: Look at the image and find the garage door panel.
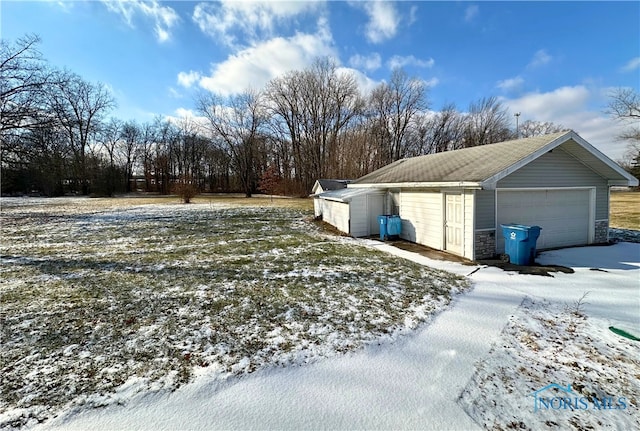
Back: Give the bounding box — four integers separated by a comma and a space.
497, 189, 591, 252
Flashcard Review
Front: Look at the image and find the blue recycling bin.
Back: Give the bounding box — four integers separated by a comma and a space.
387, 215, 402, 237
378, 215, 402, 240
378, 215, 388, 240
500, 224, 542, 265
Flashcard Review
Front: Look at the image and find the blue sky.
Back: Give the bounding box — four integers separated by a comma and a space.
2, 1, 639, 160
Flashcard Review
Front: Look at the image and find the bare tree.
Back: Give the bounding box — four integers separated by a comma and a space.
265, 58, 364, 193
151, 118, 179, 195
197, 89, 267, 197
608, 88, 640, 142
461, 96, 512, 147
0, 34, 55, 136
517, 120, 566, 138
47, 70, 116, 194
367, 68, 428, 164
607, 88, 640, 179
97, 117, 124, 195
406, 103, 464, 155
119, 120, 141, 193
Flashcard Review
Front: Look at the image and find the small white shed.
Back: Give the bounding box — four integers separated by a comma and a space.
311, 179, 351, 218
315, 188, 385, 237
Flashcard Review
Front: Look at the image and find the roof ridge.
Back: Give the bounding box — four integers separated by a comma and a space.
353, 130, 574, 185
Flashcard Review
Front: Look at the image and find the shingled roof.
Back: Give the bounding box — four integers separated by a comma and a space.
351, 130, 637, 188
317, 179, 350, 191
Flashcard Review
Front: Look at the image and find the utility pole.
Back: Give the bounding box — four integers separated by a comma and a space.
514, 112, 521, 138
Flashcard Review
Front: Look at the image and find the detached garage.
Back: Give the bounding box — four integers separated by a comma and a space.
323, 130, 638, 260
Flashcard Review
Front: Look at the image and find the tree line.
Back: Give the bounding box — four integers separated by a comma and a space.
3, 34, 635, 198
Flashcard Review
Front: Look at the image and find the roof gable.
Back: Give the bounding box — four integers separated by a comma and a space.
352, 131, 638, 188
312, 179, 350, 194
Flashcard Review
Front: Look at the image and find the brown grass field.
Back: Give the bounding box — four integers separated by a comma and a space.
140, 192, 636, 230
610, 191, 640, 230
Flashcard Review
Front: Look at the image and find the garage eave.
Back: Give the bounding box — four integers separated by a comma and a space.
482, 130, 639, 187
609, 179, 639, 186
348, 181, 483, 189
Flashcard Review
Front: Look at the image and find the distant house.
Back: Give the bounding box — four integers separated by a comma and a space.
311, 179, 352, 219
314, 131, 638, 260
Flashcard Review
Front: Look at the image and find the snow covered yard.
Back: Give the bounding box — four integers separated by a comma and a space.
29, 239, 639, 431
0, 197, 469, 429
458, 297, 639, 430
457, 243, 640, 430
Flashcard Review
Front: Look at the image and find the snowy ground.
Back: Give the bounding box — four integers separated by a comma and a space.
2, 197, 639, 430
22, 234, 639, 430
609, 228, 640, 243
0, 197, 468, 429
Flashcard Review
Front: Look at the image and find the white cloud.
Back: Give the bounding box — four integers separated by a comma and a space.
496, 76, 524, 92
192, 0, 322, 48
528, 49, 552, 68
101, 0, 179, 43
424, 77, 440, 88
408, 5, 418, 26
360, 1, 400, 44
349, 53, 382, 72
387, 55, 434, 70
464, 5, 479, 22
620, 57, 640, 73
174, 107, 197, 118
197, 21, 337, 96
337, 67, 379, 96
101, 0, 136, 26
168, 87, 183, 99
501, 85, 630, 160
166, 108, 211, 133
177, 70, 202, 88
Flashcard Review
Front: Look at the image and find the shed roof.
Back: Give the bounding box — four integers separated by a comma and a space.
352, 130, 638, 188
315, 187, 383, 203
317, 179, 350, 190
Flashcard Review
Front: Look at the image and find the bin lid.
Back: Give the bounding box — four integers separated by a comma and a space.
500, 223, 542, 231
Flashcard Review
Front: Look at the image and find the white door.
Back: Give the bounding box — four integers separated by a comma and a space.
497, 189, 592, 252
367, 194, 384, 235
445, 194, 464, 255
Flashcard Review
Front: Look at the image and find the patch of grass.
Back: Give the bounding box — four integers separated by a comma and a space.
0, 197, 468, 428
610, 192, 640, 230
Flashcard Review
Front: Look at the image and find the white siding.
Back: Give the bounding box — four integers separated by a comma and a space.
350, 195, 367, 237
350, 193, 385, 237
313, 198, 322, 218
399, 190, 443, 249
464, 191, 474, 259
368, 194, 384, 236
321, 200, 350, 234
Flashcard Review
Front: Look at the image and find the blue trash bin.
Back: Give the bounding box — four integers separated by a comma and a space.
387, 215, 402, 237
378, 215, 402, 240
378, 215, 388, 240
500, 224, 542, 265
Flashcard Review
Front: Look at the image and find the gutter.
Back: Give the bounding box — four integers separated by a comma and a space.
348, 181, 483, 189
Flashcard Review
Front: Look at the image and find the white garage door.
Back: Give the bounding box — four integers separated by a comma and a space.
497, 189, 593, 252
